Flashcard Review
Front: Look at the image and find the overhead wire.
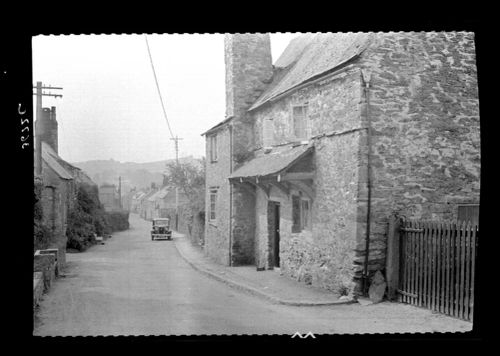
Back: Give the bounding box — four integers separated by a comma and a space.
144, 34, 176, 140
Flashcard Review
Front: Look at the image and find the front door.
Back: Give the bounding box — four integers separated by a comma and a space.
267, 201, 280, 268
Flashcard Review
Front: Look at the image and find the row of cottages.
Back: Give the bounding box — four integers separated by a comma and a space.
34, 106, 97, 267
139, 188, 158, 220
130, 190, 146, 213
121, 188, 136, 212
137, 185, 189, 222
202, 32, 480, 296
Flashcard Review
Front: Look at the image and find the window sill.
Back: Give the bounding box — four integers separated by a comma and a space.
209, 221, 217, 227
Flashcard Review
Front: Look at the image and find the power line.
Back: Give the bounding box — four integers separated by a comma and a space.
144, 34, 175, 140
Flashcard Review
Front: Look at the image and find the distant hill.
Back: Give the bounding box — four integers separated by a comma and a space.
72, 156, 203, 193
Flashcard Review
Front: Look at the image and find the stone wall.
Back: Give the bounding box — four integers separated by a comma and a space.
353, 32, 480, 281
40, 160, 75, 267
253, 67, 363, 148
231, 183, 256, 265
206, 34, 274, 266
224, 34, 273, 120
251, 70, 364, 294
35, 107, 58, 154
204, 125, 232, 265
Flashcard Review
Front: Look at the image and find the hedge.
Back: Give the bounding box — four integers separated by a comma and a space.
66, 183, 110, 251
104, 211, 130, 232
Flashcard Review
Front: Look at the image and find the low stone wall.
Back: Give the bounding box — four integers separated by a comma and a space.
33, 249, 59, 308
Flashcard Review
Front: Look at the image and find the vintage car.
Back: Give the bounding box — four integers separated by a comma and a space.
151, 218, 172, 240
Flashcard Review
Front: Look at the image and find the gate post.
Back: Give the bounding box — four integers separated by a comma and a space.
386, 214, 401, 300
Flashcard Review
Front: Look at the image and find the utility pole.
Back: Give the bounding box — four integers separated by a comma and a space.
170, 135, 183, 164
33, 81, 63, 121
118, 176, 122, 210
170, 135, 183, 230
33, 81, 63, 175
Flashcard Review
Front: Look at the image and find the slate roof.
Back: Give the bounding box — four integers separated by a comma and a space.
228, 143, 313, 180
141, 190, 157, 202
249, 32, 371, 111
155, 186, 171, 199
133, 192, 146, 201
201, 116, 234, 136
40, 142, 73, 180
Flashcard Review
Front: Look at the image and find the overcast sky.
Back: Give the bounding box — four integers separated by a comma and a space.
32, 33, 298, 163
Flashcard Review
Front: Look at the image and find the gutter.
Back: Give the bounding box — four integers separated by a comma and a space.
361, 69, 373, 296
229, 124, 233, 266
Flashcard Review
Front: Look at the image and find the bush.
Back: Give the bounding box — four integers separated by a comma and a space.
34, 178, 52, 252
66, 183, 110, 251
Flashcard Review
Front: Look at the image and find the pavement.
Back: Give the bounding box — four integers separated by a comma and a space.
33, 213, 473, 336
173, 231, 352, 306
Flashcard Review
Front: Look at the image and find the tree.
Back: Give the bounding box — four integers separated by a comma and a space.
164, 159, 205, 212
163, 159, 206, 241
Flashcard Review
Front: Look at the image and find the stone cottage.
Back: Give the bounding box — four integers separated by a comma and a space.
34, 106, 96, 266
202, 32, 480, 295
131, 190, 146, 213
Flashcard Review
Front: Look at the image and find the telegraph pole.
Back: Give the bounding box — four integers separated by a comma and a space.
170, 136, 183, 230
33, 81, 63, 175
170, 135, 183, 164
118, 176, 123, 210
33, 81, 63, 121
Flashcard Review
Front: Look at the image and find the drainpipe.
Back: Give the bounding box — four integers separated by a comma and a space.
361, 69, 373, 296
229, 124, 233, 266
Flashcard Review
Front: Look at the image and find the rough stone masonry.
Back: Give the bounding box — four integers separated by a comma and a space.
203, 32, 479, 296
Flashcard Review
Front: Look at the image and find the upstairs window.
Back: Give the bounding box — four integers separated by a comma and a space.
263, 118, 274, 148
292, 195, 311, 233
209, 134, 218, 162
293, 105, 308, 140
209, 188, 218, 222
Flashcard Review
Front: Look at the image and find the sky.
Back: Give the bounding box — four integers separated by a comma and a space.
32, 33, 299, 163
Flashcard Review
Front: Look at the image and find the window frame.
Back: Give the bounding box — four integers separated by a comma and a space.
262, 118, 274, 148
209, 134, 218, 163
291, 194, 312, 233
292, 104, 309, 140
209, 188, 218, 223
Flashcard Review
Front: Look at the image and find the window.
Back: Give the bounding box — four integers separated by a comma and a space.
209, 135, 218, 162
292, 195, 311, 233
209, 188, 218, 222
293, 105, 308, 140
263, 118, 274, 148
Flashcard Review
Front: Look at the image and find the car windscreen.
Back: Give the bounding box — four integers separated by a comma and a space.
154, 220, 169, 226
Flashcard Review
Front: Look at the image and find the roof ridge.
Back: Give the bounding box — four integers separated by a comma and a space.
250, 33, 370, 111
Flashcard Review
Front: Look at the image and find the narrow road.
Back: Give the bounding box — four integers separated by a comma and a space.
34, 213, 472, 336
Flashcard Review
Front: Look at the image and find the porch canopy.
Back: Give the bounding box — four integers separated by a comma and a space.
228, 143, 315, 199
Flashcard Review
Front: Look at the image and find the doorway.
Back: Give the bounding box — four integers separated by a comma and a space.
267, 201, 280, 268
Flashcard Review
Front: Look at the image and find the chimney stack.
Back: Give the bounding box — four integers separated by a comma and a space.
35, 106, 59, 154
224, 33, 273, 119
224, 34, 274, 168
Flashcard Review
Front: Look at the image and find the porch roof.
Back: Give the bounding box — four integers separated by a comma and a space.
228, 143, 313, 180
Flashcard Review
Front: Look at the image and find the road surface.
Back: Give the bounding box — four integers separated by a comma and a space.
34, 213, 472, 336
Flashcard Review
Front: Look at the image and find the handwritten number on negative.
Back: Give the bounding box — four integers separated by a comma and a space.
19, 104, 30, 149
